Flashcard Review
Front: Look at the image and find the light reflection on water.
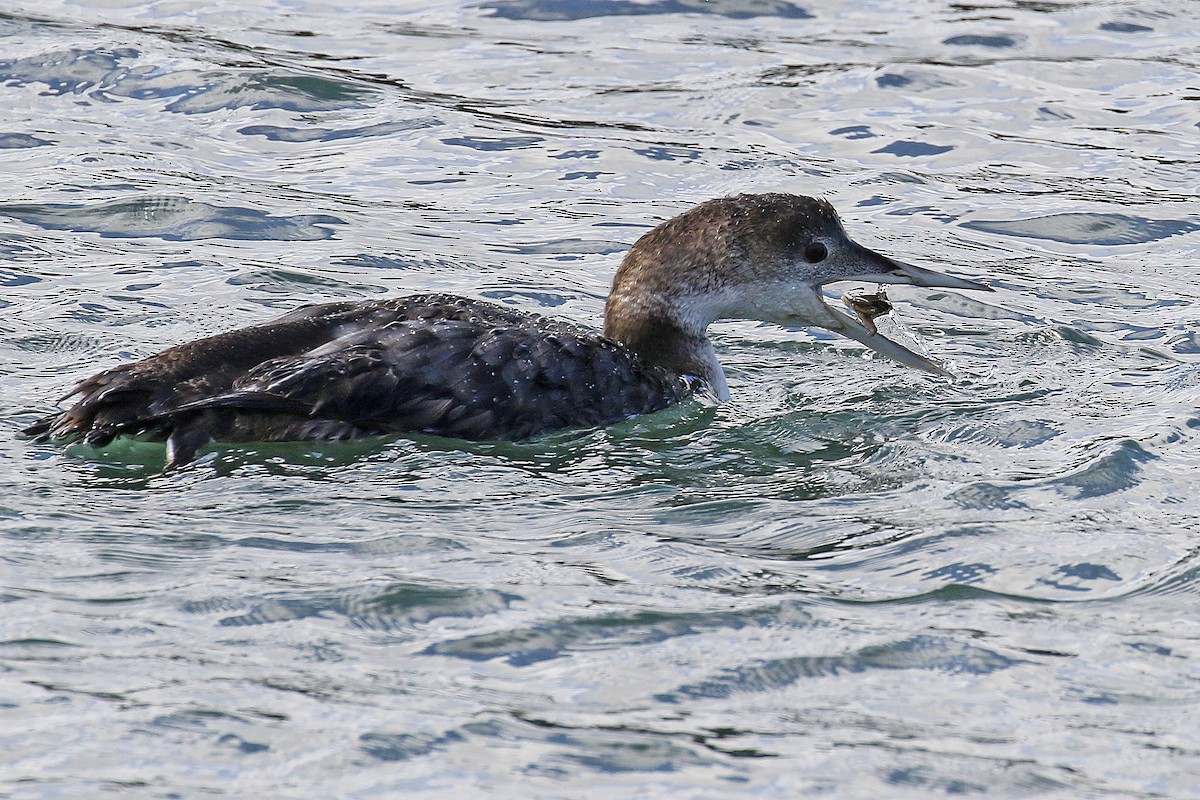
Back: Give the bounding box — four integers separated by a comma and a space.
2, 0, 1199, 796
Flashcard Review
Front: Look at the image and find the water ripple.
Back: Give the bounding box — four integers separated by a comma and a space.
0, 197, 344, 241
425, 601, 814, 666
215, 583, 521, 631
657, 635, 1025, 702
238, 118, 441, 143
0, 46, 371, 113
482, 0, 813, 22
962, 213, 1200, 245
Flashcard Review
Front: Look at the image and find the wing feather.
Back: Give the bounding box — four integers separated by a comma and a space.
24, 294, 693, 463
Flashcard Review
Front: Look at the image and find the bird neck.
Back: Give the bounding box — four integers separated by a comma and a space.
603, 291, 730, 401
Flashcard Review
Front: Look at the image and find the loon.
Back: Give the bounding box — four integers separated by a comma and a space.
23, 193, 991, 467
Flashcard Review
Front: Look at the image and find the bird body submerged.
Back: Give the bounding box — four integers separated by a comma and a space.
23, 193, 992, 466
24, 294, 693, 465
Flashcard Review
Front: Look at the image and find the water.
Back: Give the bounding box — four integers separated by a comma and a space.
2, 0, 1198, 796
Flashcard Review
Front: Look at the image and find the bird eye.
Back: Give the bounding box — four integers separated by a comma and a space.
803, 241, 828, 263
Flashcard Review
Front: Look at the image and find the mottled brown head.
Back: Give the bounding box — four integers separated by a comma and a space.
607, 194, 844, 303
603, 192, 992, 385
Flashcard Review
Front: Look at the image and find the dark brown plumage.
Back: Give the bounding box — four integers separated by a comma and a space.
22, 294, 691, 466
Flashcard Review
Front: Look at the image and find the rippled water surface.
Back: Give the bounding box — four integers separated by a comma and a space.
3, 0, 1199, 796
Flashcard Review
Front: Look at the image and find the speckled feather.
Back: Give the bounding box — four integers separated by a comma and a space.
23, 294, 692, 465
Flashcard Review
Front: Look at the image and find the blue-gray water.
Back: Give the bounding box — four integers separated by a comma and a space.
2, 1, 1199, 797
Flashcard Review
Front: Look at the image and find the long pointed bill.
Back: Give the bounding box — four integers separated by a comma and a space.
884, 258, 994, 292
840, 244, 995, 293
824, 305, 956, 379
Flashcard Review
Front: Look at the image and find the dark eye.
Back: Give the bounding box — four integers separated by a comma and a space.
803, 241, 828, 263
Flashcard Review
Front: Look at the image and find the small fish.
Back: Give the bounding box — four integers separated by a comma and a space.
841, 288, 894, 336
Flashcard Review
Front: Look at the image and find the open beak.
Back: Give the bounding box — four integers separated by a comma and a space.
821, 244, 992, 378
824, 304, 955, 378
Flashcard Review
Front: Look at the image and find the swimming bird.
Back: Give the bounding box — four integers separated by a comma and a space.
22, 193, 991, 467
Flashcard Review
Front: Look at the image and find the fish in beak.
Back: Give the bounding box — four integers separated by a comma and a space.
821, 243, 994, 377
